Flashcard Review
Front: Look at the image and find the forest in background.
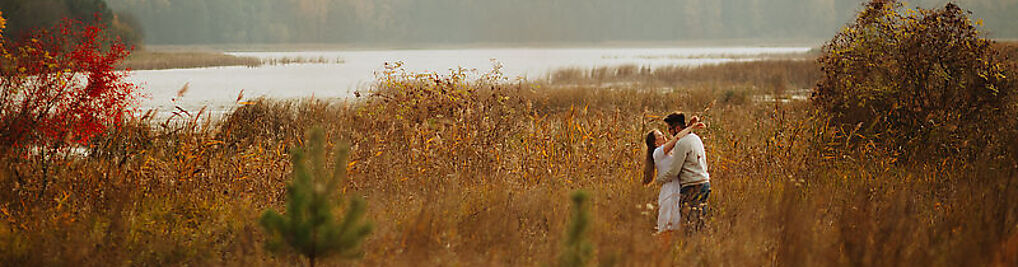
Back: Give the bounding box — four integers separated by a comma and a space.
0, 0, 143, 46
103, 0, 1018, 45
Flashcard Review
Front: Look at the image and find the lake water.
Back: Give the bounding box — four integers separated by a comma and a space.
126, 47, 811, 116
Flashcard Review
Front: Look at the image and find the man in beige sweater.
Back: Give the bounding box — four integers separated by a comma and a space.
656, 112, 711, 231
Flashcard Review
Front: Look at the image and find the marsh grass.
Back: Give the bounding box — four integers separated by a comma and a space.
997, 41, 1018, 61
1, 59, 1016, 266
122, 51, 262, 70
122, 51, 346, 71
262, 56, 345, 65
548, 60, 820, 92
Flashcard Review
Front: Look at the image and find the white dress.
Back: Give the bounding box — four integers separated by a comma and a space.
653, 146, 682, 232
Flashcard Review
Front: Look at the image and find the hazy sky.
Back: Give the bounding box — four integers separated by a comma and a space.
103, 0, 1018, 45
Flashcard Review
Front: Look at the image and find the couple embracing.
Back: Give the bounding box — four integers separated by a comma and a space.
643, 112, 711, 233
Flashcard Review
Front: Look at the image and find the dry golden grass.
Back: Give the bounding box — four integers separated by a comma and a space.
262, 56, 345, 65
1, 60, 1016, 266
997, 41, 1018, 62
122, 51, 262, 70
122, 51, 347, 71
548, 60, 820, 92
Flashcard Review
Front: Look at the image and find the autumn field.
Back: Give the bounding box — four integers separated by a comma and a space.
4, 1, 1018, 265
1, 50, 1016, 266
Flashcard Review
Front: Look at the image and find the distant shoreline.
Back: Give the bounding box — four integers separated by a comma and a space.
137, 38, 1018, 53
122, 50, 347, 71
123, 40, 1012, 71
142, 39, 827, 53
124, 42, 820, 71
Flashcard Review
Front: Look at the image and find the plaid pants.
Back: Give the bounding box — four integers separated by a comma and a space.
679, 182, 711, 231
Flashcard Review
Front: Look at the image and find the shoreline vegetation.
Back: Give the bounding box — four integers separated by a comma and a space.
121, 40, 1015, 71
120, 40, 1014, 71
122, 48, 815, 72
130, 38, 1016, 53
121, 51, 261, 70
121, 51, 347, 70
3, 51, 1016, 265
119, 48, 810, 71
140, 40, 827, 52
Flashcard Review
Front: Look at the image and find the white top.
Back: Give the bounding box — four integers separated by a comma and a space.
656, 133, 710, 187
653, 145, 682, 232
652, 146, 673, 182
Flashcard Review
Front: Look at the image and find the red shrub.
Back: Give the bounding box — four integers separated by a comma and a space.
0, 16, 138, 152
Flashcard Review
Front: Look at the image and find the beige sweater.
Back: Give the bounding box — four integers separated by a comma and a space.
655, 133, 710, 187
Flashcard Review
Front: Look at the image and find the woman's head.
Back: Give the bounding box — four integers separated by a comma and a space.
645, 129, 665, 149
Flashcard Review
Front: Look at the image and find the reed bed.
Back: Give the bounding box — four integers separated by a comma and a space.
122, 51, 262, 70
262, 56, 345, 65
1, 60, 1015, 266
997, 41, 1018, 61
122, 51, 347, 70
548, 60, 820, 98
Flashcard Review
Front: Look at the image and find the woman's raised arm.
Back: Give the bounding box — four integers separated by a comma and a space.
662, 116, 705, 155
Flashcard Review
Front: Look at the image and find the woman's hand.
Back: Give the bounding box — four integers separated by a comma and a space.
688, 115, 706, 130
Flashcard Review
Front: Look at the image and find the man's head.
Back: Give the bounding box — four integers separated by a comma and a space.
663, 112, 686, 135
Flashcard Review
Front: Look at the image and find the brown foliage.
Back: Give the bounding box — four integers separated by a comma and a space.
813, 0, 1017, 161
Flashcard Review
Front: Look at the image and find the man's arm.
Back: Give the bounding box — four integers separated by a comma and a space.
656, 138, 688, 184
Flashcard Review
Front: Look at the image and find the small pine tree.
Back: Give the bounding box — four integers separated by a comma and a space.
260, 128, 373, 267
559, 190, 593, 267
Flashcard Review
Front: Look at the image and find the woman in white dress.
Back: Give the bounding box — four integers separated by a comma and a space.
643, 116, 704, 233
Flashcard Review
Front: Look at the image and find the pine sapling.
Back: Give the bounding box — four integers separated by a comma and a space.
559, 190, 593, 267
260, 128, 373, 267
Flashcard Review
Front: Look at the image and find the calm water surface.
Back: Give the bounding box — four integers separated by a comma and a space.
127, 47, 810, 116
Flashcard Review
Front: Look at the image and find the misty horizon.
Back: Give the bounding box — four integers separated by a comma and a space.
105, 0, 1018, 46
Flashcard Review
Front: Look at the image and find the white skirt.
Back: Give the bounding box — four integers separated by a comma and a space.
657, 180, 682, 232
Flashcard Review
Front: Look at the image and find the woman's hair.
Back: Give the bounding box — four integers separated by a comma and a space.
643, 130, 658, 184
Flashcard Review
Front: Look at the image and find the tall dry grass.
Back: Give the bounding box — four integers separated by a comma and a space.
548, 60, 820, 93
122, 51, 346, 70
122, 51, 261, 70
0, 59, 1015, 266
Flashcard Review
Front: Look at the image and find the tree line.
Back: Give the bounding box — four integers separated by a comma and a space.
0, 0, 143, 46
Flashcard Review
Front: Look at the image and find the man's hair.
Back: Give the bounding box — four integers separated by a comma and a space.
663, 112, 686, 129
